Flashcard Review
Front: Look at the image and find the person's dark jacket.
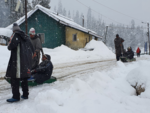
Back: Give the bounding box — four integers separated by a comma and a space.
123, 49, 128, 57
6, 30, 33, 78
127, 50, 134, 59
114, 37, 124, 55
31, 35, 42, 69
33, 55, 53, 84
30, 35, 42, 53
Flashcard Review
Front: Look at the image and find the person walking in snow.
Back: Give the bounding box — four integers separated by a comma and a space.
30, 54, 53, 84
6, 23, 33, 102
114, 34, 124, 61
29, 28, 42, 70
136, 47, 141, 57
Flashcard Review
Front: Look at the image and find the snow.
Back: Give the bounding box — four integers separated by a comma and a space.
0, 40, 115, 74
126, 57, 150, 98
6, 5, 102, 39
43, 40, 115, 64
1, 39, 150, 113
0, 28, 12, 37
1, 56, 150, 113
0, 46, 10, 73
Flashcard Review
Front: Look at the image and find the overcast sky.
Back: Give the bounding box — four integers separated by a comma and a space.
50, 0, 150, 27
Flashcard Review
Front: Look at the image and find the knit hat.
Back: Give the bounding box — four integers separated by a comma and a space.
29, 28, 35, 35
116, 34, 119, 37
43, 54, 51, 61
128, 47, 131, 50
13, 23, 21, 31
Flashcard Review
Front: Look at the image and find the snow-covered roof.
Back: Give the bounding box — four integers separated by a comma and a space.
7, 5, 102, 39
0, 28, 13, 37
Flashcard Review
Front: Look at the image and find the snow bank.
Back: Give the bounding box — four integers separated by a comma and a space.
43, 40, 115, 64
85, 39, 115, 57
126, 59, 150, 98
0, 46, 10, 73
0, 28, 12, 37
2, 59, 150, 113
1, 52, 150, 112
0, 40, 115, 76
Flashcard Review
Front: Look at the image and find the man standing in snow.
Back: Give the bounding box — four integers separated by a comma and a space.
6, 23, 33, 102
29, 28, 42, 69
114, 34, 124, 61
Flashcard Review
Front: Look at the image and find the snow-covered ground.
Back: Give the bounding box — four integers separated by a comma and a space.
0, 56, 150, 113
0, 40, 115, 76
1, 40, 150, 113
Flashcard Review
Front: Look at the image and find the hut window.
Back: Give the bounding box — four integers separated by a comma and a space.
37, 33, 45, 44
73, 34, 77, 41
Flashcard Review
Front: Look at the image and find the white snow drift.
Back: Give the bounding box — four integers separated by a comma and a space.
0, 40, 115, 75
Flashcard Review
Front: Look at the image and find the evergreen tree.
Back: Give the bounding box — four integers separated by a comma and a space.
74, 10, 80, 24
79, 13, 84, 26
57, 0, 63, 14
87, 7, 92, 29
0, 0, 10, 27
62, 8, 66, 16
32, 0, 51, 9
68, 11, 71, 18
54, 6, 57, 12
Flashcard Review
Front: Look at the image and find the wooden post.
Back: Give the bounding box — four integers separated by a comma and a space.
104, 26, 108, 44
147, 23, 150, 55
25, 0, 28, 34
82, 15, 84, 27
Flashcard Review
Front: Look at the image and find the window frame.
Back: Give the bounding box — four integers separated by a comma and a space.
72, 34, 77, 41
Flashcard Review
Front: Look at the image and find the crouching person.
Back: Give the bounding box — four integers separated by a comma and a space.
126, 47, 134, 59
31, 54, 53, 84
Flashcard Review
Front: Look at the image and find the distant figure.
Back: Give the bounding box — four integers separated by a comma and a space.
29, 28, 42, 70
136, 47, 141, 57
114, 34, 124, 61
6, 23, 33, 103
31, 54, 53, 84
127, 47, 134, 59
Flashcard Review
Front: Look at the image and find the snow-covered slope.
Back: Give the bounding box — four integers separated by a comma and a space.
43, 40, 115, 64
0, 46, 10, 73
0, 40, 115, 73
1, 55, 150, 113
1, 38, 150, 113
126, 56, 150, 98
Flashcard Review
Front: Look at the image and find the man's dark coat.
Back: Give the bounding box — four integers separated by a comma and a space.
6, 31, 33, 78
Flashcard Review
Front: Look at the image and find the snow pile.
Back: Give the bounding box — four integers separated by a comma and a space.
126, 59, 150, 98
2, 59, 150, 113
0, 40, 115, 76
43, 40, 115, 64
85, 39, 115, 57
0, 46, 10, 73
0, 28, 12, 37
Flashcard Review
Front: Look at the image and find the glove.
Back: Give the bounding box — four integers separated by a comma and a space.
32, 52, 37, 59
31, 69, 36, 74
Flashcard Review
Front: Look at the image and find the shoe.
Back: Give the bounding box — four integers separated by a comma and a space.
28, 76, 35, 81
7, 98, 20, 103
21, 95, 28, 99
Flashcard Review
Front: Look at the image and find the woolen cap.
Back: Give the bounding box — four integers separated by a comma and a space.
13, 23, 21, 31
